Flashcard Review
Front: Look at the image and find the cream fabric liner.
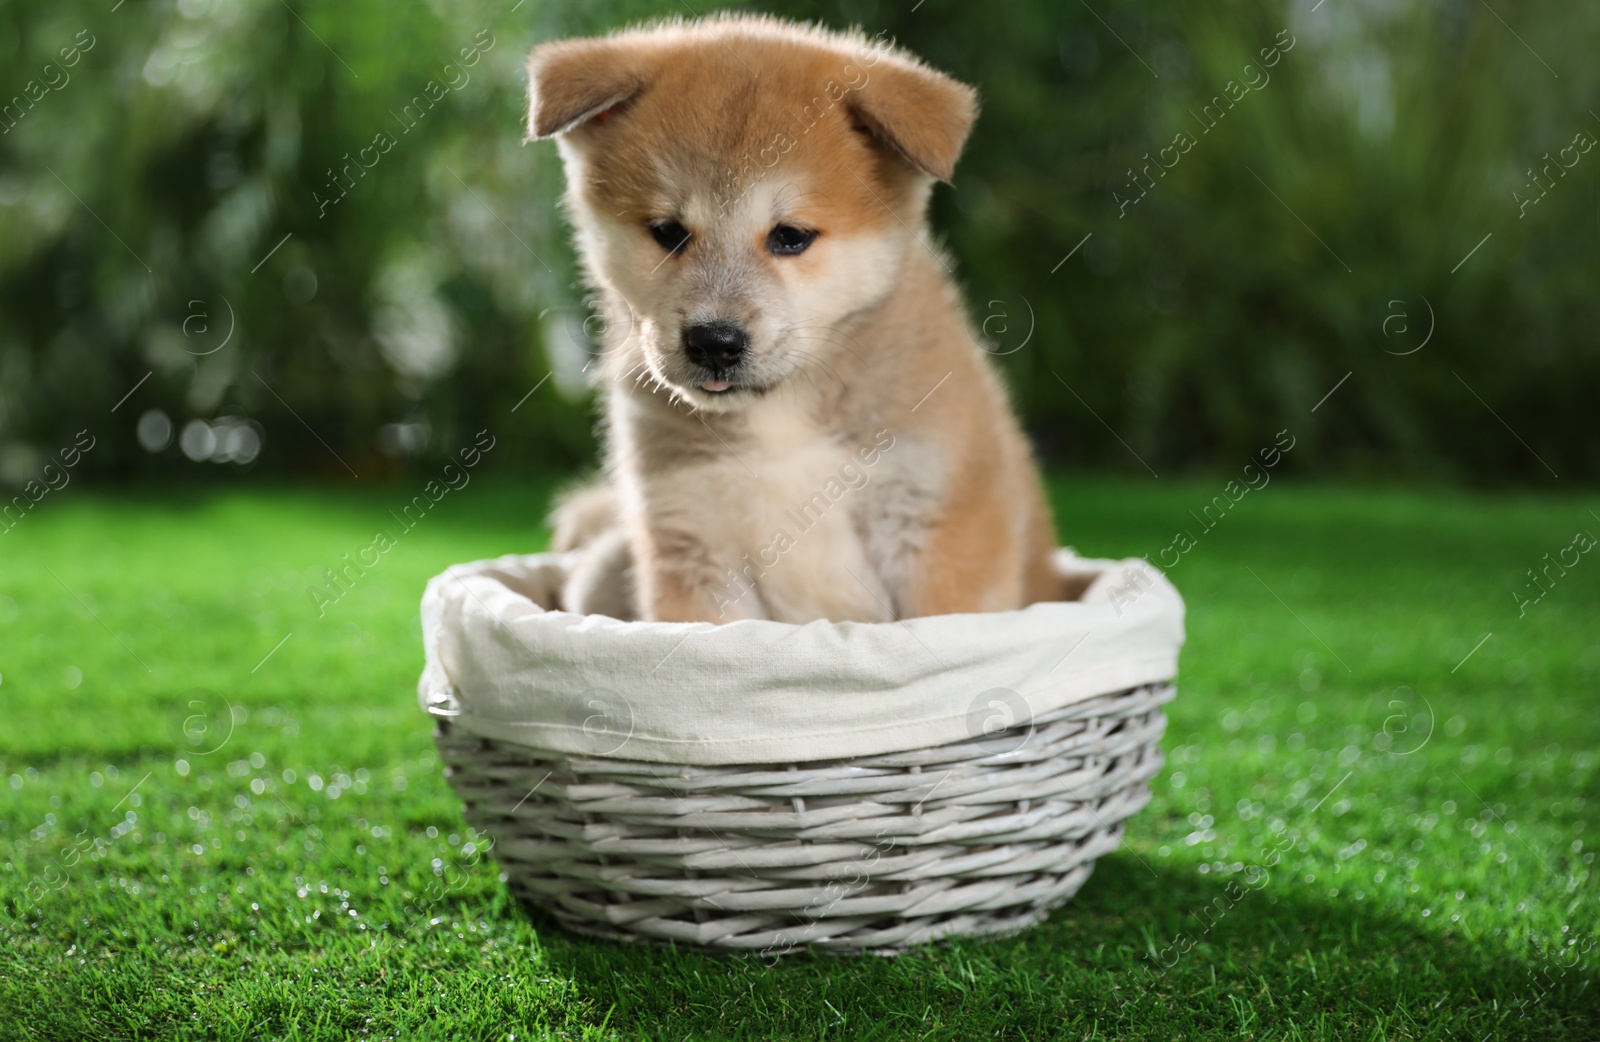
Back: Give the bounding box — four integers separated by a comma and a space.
417, 549, 1185, 766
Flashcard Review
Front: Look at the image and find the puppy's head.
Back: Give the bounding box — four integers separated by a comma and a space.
527, 16, 976, 411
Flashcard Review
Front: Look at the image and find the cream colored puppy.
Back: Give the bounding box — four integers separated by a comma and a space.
530, 15, 1060, 623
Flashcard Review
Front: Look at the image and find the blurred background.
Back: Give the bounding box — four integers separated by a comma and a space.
0, 0, 1595, 488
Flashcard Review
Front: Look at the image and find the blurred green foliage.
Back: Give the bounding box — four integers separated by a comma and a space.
0, 0, 1594, 484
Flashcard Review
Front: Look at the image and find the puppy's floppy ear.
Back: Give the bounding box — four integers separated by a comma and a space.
847, 57, 977, 183
526, 37, 644, 139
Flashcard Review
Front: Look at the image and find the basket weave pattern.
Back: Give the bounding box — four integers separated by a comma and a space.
434, 682, 1174, 954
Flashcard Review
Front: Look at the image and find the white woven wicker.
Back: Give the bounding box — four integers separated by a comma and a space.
421, 549, 1181, 953
430, 681, 1173, 954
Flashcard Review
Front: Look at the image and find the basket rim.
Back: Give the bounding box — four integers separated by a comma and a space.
418, 550, 1184, 766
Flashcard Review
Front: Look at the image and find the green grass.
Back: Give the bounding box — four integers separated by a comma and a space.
2, 476, 1598, 1040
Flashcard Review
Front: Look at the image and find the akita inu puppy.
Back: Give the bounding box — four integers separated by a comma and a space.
529, 15, 1060, 623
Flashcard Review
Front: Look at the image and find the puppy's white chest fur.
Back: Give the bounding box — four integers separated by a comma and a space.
641, 397, 896, 623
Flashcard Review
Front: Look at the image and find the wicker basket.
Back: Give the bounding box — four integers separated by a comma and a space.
430, 682, 1171, 954
420, 551, 1182, 955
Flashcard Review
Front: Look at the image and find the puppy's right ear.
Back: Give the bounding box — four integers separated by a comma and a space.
847, 57, 977, 183
526, 38, 643, 139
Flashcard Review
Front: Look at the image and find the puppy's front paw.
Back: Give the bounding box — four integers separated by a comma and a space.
637, 564, 766, 624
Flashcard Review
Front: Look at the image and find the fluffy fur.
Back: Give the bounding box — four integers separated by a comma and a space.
529, 14, 1059, 623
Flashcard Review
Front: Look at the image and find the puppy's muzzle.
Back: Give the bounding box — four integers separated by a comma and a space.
682, 321, 749, 372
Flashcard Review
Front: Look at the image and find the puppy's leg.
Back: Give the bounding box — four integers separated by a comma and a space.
631, 522, 767, 623
560, 526, 636, 619
897, 428, 1059, 614
896, 454, 1050, 617
901, 507, 1017, 617
549, 478, 639, 618
1022, 485, 1070, 604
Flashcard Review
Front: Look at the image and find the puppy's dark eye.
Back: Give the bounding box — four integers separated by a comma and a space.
648, 219, 691, 254
767, 224, 818, 256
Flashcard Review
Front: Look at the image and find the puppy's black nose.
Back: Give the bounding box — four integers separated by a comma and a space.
682, 322, 748, 371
